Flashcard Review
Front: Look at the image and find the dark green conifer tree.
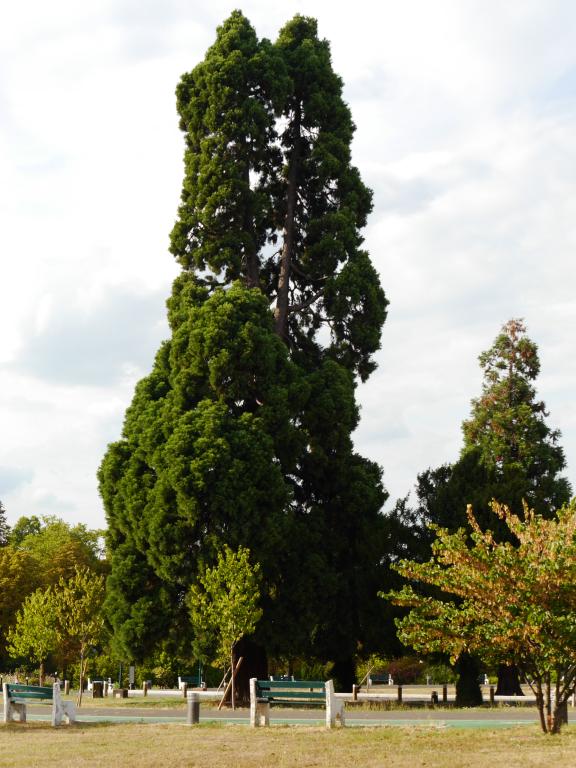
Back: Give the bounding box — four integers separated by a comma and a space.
100, 12, 389, 690
415, 319, 570, 537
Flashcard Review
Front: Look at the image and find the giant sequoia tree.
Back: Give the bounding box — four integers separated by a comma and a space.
414, 319, 570, 538
99, 12, 389, 690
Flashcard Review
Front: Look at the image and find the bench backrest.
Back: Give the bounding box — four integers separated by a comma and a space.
179, 675, 201, 685
369, 674, 388, 684
5, 683, 54, 701
256, 679, 326, 702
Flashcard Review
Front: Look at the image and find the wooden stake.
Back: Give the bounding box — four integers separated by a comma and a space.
218, 656, 243, 711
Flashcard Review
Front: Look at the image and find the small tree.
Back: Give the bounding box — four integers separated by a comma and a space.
385, 501, 576, 734
52, 567, 106, 706
187, 546, 262, 708
7, 587, 58, 684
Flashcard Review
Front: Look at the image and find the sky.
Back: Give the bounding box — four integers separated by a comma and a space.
2, 0, 576, 530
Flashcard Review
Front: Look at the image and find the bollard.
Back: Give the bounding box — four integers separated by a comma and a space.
143, 681, 148, 697
187, 691, 200, 725
490, 686, 495, 705
397, 685, 402, 704
64, 680, 70, 696
183, 682, 188, 699
352, 684, 358, 702
442, 684, 447, 704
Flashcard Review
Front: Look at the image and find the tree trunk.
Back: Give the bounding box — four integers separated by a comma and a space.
495, 663, 524, 696
455, 653, 483, 707
274, 105, 302, 340
232, 637, 267, 705
77, 652, 86, 707
331, 656, 356, 693
535, 689, 547, 733
39, 660, 45, 687
230, 648, 235, 711
552, 698, 568, 733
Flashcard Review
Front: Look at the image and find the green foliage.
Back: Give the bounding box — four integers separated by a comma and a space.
269, 16, 387, 378
100, 12, 389, 689
0, 546, 39, 668
385, 500, 576, 732
460, 319, 570, 518
0, 516, 106, 670
0, 501, 9, 546
7, 588, 58, 672
423, 662, 457, 684
386, 656, 424, 685
170, 11, 388, 380
170, 11, 285, 286
136, 646, 186, 688
8, 515, 42, 545
9, 515, 106, 586
408, 320, 571, 543
99, 283, 298, 658
188, 545, 262, 667
7, 566, 106, 705
52, 566, 106, 705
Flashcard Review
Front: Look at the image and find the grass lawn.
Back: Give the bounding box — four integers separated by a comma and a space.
0, 722, 575, 767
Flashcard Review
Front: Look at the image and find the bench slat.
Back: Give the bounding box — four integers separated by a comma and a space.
7, 684, 53, 694
6, 684, 53, 701
260, 692, 325, 700
256, 680, 324, 689
255, 679, 326, 707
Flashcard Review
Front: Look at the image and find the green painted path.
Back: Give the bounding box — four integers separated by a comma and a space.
23, 712, 539, 729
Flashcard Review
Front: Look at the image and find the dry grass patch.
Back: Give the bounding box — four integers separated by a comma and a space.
0, 722, 575, 768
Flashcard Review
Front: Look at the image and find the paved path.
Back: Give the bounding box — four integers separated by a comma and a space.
22, 704, 544, 729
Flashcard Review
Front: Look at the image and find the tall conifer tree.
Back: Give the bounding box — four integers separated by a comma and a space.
99, 12, 388, 689
414, 319, 570, 538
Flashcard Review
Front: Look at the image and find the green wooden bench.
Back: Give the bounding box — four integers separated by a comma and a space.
249, 678, 345, 728
2, 682, 76, 726
178, 674, 205, 690
368, 673, 392, 685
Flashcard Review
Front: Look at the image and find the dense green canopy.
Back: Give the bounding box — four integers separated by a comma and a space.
170, 12, 387, 380
99, 12, 389, 687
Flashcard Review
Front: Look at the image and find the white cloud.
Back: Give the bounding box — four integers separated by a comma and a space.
1, 0, 576, 527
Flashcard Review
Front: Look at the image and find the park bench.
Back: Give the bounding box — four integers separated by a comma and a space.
178, 674, 205, 690
2, 682, 76, 726
368, 673, 392, 685
249, 678, 345, 728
